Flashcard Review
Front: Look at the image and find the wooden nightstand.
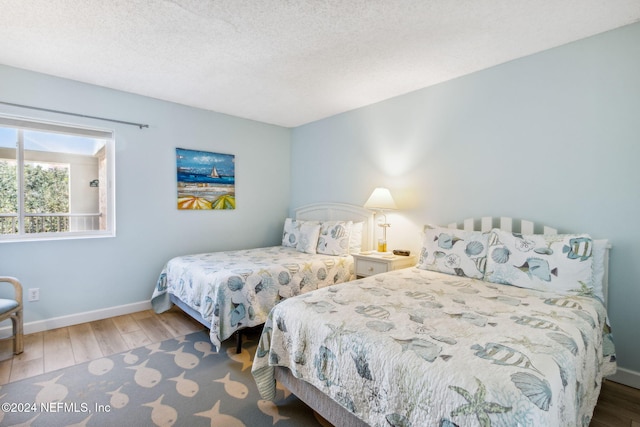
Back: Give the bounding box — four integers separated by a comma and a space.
352, 253, 417, 278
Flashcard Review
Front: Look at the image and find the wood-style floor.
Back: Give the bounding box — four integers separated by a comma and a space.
0, 307, 204, 385
0, 309, 638, 427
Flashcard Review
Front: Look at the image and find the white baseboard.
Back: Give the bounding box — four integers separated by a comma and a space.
607, 367, 640, 389
20, 301, 152, 335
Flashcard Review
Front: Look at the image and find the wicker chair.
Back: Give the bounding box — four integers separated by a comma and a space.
0, 276, 24, 355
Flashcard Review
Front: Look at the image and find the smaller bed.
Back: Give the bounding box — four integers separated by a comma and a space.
253, 217, 617, 427
150, 203, 373, 350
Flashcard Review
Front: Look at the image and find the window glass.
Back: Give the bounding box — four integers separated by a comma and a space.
0, 116, 114, 242
0, 128, 18, 234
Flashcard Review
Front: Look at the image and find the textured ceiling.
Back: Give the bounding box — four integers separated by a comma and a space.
1, 1, 639, 127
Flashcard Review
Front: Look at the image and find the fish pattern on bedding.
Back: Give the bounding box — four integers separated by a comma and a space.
252, 268, 616, 427
151, 246, 354, 350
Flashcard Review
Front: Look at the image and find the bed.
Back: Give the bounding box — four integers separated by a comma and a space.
150, 203, 373, 351
252, 217, 617, 427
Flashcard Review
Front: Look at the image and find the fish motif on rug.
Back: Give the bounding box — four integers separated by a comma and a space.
0, 330, 325, 427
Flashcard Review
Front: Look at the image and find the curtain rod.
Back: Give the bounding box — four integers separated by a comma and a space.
0, 101, 149, 129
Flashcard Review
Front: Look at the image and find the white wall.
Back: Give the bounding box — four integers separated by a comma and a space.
0, 64, 291, 325
291, 23, 640, 378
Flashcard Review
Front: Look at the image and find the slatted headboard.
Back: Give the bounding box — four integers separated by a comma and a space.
445, 216, 558, 234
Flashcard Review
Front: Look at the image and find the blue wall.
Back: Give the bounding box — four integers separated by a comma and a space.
291, 23, 640, 376
0, 65, 291, 324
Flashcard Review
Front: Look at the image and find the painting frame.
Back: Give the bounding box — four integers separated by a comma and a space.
176, 147, 235, 210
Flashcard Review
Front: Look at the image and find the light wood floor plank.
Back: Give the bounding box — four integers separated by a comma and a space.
9, 358, 44, 383
0, 340, 14, 361
157, 310, 203, 337
130, 309, 155, 320
90, 319, 128, 356
13, 332, 43, 363
43, 328, 74, 372
111, 313, 142, 335
121, 329, 153, 350
0, 357, 12, 384
137, 315, 174, 343
7, 332, 44, 383
68, 322, 103, 363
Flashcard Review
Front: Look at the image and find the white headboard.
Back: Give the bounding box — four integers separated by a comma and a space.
429, 216, 611, 306
443, 216, 558, 234
294, 203, 374, 252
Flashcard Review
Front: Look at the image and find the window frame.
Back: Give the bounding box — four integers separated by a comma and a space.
0, 114, 116, 243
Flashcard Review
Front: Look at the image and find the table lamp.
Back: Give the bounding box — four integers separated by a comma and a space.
363, 187, 397, 252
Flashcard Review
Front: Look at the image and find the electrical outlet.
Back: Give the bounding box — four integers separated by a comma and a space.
28, 288, 40, 302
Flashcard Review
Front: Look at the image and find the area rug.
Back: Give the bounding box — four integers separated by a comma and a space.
0, 329, 329, 426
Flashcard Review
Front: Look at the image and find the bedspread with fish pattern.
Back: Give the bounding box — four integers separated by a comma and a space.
252, 268, 616, 427
151, 246, 354, 350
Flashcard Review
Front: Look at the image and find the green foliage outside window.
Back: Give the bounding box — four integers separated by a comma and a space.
0, 160, 69, 233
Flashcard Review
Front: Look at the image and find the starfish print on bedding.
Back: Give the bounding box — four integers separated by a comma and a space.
324, 322, 356, 349
449, 378, 511, 427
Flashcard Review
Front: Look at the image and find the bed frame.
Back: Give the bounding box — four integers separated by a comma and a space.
275, 216, 611, 427
168, 202, 374, 352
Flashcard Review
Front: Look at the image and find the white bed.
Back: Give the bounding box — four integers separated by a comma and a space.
252, 217, 616, 427
150, 203, 373, 351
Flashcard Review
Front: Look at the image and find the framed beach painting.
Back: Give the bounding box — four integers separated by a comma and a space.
176, 148, 235, 210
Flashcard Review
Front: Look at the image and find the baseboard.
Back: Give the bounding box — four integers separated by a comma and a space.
19, 301, 152, 335
607, 367, 640, 389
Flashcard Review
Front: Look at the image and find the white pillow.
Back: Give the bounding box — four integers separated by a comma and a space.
349, 221, 364, 253
296, 223, 321, 254
418, 225, 489, 279
282, 218, 319, 248
591, 239, 608, 303
484, 229, 594, 296
317, 221, 353, 255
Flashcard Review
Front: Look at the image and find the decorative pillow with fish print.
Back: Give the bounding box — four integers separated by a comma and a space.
316, 220, 353, 255
484, 229, 595, 296
417, 225, 489, 279
281, 218, 319, 248
296, 222, 322, 254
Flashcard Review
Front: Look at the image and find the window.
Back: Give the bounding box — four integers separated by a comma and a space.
0, 115, 115, 242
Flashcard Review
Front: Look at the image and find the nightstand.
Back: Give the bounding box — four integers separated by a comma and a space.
352, 253, 417, 278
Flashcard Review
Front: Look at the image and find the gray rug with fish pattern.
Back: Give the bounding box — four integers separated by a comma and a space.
0, 329, 328, 427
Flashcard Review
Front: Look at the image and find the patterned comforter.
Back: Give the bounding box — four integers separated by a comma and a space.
252, 268, 616, 427
151, 246, 354, 350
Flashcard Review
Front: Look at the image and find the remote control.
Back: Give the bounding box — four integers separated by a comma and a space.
392, 249, 411, 256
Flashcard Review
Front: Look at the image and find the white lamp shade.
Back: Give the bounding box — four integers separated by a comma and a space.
364, 187, 397, 210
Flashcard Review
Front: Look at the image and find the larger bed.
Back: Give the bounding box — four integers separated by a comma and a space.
252, 217, 617, 427
150, 203, 373, 350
